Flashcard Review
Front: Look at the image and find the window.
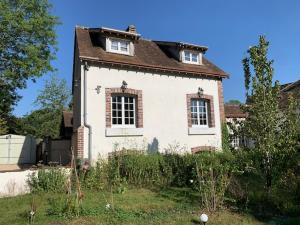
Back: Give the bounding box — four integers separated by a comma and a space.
109, 38, 130, 54
111, 95, 136, 127
183, 50, 200, 64
232, 136, 239, 148
231, 135, 248, 149
191, 99, 208, 127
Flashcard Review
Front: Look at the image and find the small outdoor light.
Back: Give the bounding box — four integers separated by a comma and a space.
95, 85, 101, 94
121, 80, 128, 91
200, 213, 208, 224
198, 87, 204, 97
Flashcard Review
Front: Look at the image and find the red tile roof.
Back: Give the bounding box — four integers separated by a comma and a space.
75, 27, 228, 79
224, 104, 247, 118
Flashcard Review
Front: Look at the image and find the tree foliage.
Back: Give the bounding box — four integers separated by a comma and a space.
241, 36, 299, 191
226, 99, 242, 105
22, 75, 70, 138
0, 0, 59, 118
0, 117, 8, 135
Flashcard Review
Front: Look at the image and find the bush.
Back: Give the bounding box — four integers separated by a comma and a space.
78, 150, 236, 211
27, 168, 67, 193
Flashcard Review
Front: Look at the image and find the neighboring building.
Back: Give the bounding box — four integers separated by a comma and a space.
279, 79, 300, 111
72, 25, 228, 161
225, 104, 247, 149
59, 111, 73, 139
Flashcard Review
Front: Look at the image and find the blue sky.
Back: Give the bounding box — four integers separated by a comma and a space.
13, 0, 300, 116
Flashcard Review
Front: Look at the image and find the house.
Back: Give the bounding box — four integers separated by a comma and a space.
72, 25, 228, 161
279, 79, 300, 111
224, 79, 300, 150
224, 104, 247, 149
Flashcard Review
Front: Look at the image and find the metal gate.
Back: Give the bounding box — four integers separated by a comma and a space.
0, 134, 36, 164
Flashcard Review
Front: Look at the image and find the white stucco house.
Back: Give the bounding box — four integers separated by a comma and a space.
72, 25, 228, 161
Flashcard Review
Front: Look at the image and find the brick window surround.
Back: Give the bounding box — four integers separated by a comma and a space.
105, 88, 143, 128
191, 146, 216, 154
186, 93, 215, 128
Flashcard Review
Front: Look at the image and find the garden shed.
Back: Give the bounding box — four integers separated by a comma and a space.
0, 134, 36, 165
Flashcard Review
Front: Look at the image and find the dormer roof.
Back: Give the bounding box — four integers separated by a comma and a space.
154, 40, 208, 53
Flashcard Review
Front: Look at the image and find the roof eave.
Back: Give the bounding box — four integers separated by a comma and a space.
79, 55, 228, 79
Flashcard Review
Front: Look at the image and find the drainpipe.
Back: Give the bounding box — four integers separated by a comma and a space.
83, 61, 92, 163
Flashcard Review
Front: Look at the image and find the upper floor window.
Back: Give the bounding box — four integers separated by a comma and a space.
191, 99, 208, 127
108, 38, 130, 55
111, 95, 136, 127
182, 50, 201, 65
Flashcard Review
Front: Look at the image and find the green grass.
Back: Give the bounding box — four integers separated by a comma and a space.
0, 188, 298, 225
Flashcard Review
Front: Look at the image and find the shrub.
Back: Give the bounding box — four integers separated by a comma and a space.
193, 151, 236, 211
27, 168, 67, 193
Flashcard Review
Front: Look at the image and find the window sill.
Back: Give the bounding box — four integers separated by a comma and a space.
106, 128, 143, 137
188, 127, 216, 135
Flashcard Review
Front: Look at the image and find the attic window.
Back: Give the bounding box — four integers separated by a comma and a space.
108, 38, 130, 55
182, 50, 202, 65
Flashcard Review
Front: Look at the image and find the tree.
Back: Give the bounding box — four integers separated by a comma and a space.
22, 75, 70, 138
242, 36, 298, 192
0, 0, 59, 119
0, 117, 8, 135
226, 99, 242, 105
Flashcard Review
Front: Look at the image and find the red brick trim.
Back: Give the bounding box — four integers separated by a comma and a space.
72, 126, 84, 158
191, 146, 216, 154
218, 80, 225, 123
186, 93, 215, 128
105, 88, 143, 128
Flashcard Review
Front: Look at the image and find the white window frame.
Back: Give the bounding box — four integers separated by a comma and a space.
108, 38, 130, 55
182, 50, 202, 65
191, 99, 209, 128
111, 95, 136, 128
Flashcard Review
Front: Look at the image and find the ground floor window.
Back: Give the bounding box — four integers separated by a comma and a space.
111, 95, 136, 127
191, 99, 208, 127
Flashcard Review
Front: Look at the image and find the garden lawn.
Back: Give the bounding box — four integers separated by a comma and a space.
0, 188, 297, 225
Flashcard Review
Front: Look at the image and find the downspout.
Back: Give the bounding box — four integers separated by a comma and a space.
83, 61, 92, 162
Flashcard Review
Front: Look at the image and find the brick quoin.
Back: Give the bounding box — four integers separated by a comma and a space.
105, 88, 143, 128
218, 80, 225, 123
73, 126, 84, 159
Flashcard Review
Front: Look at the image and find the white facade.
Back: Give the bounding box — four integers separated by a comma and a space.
74, 64, 223, 159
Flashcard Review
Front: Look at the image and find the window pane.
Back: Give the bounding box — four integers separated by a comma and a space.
184, 51, 190, 61
112, 118, 117, 124
125, 118, 129, 124
130, 111, 134, 117
120, 41, 128, 52
130, 118, 134, 124
117, 118, 122, 124
118, 111, 122, 117
111, 40, 118, 50
192, 53, 198, 62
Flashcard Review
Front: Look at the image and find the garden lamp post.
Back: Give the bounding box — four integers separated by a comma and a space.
200, 213, 208, 224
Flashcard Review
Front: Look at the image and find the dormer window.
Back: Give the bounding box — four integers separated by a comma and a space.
107, 38, 130, 55
182, 50, 202, 65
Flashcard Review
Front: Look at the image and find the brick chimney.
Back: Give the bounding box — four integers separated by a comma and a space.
126, 25, 137, 34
